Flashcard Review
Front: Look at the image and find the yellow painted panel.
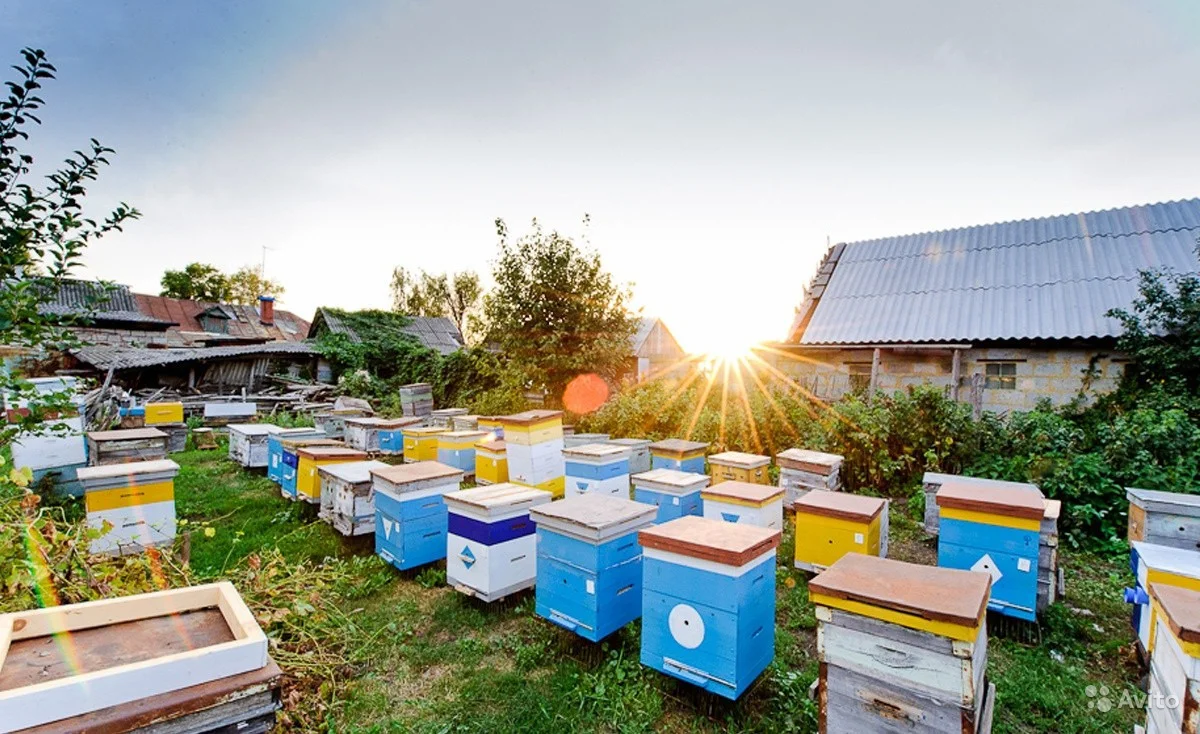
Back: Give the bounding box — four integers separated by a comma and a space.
475, 456, 509, 485
516, 475, 565, 498
85, 480, 174, 512
144, 402, 184, 424
939, 506, 1040, 532
503, 424, 564, 446
297, 456, 361, 501
812, 593, 982, 641
1149, 596, 1200, 659
701, 492, 775, 509
795, 513, 880, 570
708, 463, 769, 486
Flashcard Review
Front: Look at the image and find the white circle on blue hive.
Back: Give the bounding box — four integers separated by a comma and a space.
668, 603, 705, 649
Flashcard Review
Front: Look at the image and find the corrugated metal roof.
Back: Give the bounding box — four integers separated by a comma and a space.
795, 199, 1200, 345
72, 341, 315, 370
36, 279, 177, 326
310, 309, 464, 354
135, 294, 310, 344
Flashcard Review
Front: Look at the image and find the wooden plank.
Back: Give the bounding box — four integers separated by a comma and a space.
497, 410, 562, 426
809, 554, 990, 628
370, 461, 462, 485
530, 494, 656, 541
637, 515, 781, 567
935, 481, 1045, 521
1153, 584, 1200, 645
796, 491, 885, 522
445, 483, 549, 511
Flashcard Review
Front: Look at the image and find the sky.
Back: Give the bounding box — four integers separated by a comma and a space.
3, 1, 1200, 355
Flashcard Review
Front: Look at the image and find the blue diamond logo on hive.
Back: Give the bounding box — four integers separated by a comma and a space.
721, 512, 740, 523
460, 546, 476, 569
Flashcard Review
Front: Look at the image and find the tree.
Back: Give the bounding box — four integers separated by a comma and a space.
226, 264, 284, 304
481, 217, 638, 405
160, 262, 230, 301
389, 267, 482, 340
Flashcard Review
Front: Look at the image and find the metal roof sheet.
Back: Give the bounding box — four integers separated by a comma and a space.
796, 199, 1200, 345
72, 341, 315, 370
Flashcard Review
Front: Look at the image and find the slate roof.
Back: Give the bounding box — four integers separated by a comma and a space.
789, 199, 1200, 345
72, 341, 315, 370
36, 279, 176, 327
309, 308, 465, 354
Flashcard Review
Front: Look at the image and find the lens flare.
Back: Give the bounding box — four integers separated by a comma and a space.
563, 373, 609, 414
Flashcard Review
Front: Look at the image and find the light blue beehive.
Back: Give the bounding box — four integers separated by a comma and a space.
371, 461, 463, 571
632, 468, 710, 524
638, 515, 781, 699
531, 494, 658, 642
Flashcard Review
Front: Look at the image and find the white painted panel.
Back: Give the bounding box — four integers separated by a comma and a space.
87, 501, 176, 555
446, 532, 537, 597
821, 621, 975, 706
565, 474, 630, 498
11, 416, 86, 472
702, 498, 783, 531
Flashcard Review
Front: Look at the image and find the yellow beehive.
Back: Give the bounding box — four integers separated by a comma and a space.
500, 410, 564, 446
477, 416, 502, 438
144, 402, 184, 425
707, 451, 770, 485
794, 491, 887, 573
295, 446, 368, 503
475, 439, 508, 485
403, 426, 445, 463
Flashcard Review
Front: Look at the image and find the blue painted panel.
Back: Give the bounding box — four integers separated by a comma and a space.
651, 456, 706, 474
1130, 546, 1140, 576
281, 463, 299, 499
536, 528, 641, 572
375, 508, 448, 570
939, 517, 1038, 557
448, 512, 534, 546
378, 430, 405, 454
437, 447, 476, 473
32, 463, 86, 498
282, 450, 300, 469
536, 555, 642, 642
643, 555, 774, 614
938, 538, 1038, 622
373, 490, 446, 522
1131, 581, 1145, 634
564, 460, 630, 481
633, 487, 702, 524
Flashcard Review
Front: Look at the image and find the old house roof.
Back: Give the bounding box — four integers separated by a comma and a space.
631, 317, 686, 357
308, 308, 465, 355
788, 198, 1200, 346
72, 340, 315, 371
135, 294, 309, 344
36, 279, 177, 328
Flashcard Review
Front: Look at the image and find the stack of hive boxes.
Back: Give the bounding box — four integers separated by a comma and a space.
1142, 584, 1200, 734
638, 516, 781, 699
431, 407, 468, 428
563, 432, 610, 449
1128, 487, 1200, 551
345, 416, 421, 453
707, 451, 770, 486
445, 483, 552, 601
936, 482, 1044, 622
295, 446, 368, 504
500, 410, 566, 498
922, 473, 1040, 536
403, 426, 445, 463
437, 430, 490, 479
228, 424, 282, 468
8, 376, 87, 496
563, 443, 631, 498
317, 459, 389, 536
475, 439, 508, 485
632, 469, 709, 523
399, 383, 434, 418
371, 462, 464, 570
313, 407, 370, 439
86, 428, 169, 466
531, 494, 657, 641
607, 438, 652, 475
793, 492, 888, 573
775, 448, 842, 507
144, 401, 188, 453
1038, 499, 1062, 613
648, 439, 708, 473
477, 416, 503, 439
811, 554, 994, 733
452, 414, 480, 431
1128, 541, 1200, 662
701, 481, 785, 531
78, 459, 180, 556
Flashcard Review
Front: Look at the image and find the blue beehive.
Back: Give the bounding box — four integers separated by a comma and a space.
371, 461, 464, 571
936, 481, 1045, 622
276, 436, 339, 499
530, 494, 658, 642
648, 439, 709, 474
266, 429, 323, 484
632, 468, 710, 523
638, 515, 781, 699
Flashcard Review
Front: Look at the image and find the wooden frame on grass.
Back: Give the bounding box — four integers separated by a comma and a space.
0, 582, 268, 733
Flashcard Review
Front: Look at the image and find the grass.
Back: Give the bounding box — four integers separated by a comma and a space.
174, 445, 1145, 733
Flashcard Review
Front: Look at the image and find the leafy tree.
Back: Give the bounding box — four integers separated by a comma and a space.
390, 267, 482, 341
481, 217, 638, 404
160, 262, 230, 301
226, 264, 284, 304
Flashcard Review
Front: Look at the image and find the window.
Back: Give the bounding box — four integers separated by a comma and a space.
198, 314, 228, 334
985, 362, 1017, 390
846, 363, 872, 394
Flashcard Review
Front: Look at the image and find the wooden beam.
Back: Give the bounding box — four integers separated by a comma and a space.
869, 348, 881, 398
951, 349, 962, 401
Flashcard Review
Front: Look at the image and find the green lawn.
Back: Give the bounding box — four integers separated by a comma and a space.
175, 447, 1144, 733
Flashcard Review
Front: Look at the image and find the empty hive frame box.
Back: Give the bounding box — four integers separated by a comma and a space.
0, 582, 269, 733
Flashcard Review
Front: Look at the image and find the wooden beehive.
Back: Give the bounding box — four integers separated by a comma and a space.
707, 451, 770, 486
317, 459, 390, 536
143, 401, 184, 425
793, 491, 887, 573
430, 407, 469, 428
1129, 541, 1200, 661
922, 472, 1041, 536
344, 416, 422, 453
775, 448, 842, 507
648, 438, 708, 474
276, 436, 341, 499
500, 410, 565, 498
702, 480, 785, 531
563, 432, 610, 448
607, 437, 652, 475
531, 494, 657, 642
1128, 487, 1200, 552
444, 483, 552, 601
638, 516, 781, 700
266, 428, 326, 484
1144, 583, 1200, 733
78, 459, 179, 556
402, 426, 445, 463
631, 468, 709, 523
227, 423, 283, 468
936, 481, 1044, 622
399, 383, 433, 418
563, 443, 631, 499
811, 554, 994, 734
86, 428, 169, 466
436, 430, 490, 479
475, 439, 508, 485
371, 461, 464, 571
294, 446, 368, 504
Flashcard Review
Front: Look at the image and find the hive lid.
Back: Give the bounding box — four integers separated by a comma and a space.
476, 439, 506, 452
345, 416, 422, 428
924, 472, 1043, 497
776, 448, 843, 470
648, 438, 709, 455
638, 515, 780, 567
276, 427, 325, 438
439, 430, 490, 440
632, 468, 710, 490
563, 443, 631, 460
295, 446, 369, 460
86, 428, 168, 441
935, 481, 1046, 521
809, 554, 990, 628
228, 423, 282, 436
1150, 583, 1200, 646
708, 451, 770, 469
498, 410, 563, 426
318, 460, 391, 484
1127, 487, 1200, 513
702, 480, 785, 505
445, 482, 551, 511
795, 491, 885, 522
1132, 541, 1200, 579
279, 437, 342, 450
607, 437, 651, 448
371, 461, 464, 485
404, 426, 446, 435
530, 494, 657, 542
77, 459, 180, 481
